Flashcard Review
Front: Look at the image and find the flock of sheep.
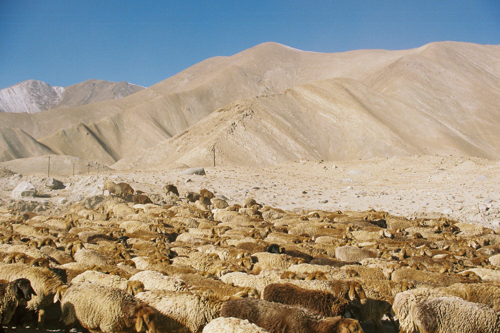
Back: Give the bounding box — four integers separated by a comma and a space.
0, 178, 499, 333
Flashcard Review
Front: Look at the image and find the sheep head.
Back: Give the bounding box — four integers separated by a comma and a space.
126, 280, 145, 296
12, 278, 36, 301
348, 282, 367, 305
338, 318, 364, 333
134, 304, 156, 333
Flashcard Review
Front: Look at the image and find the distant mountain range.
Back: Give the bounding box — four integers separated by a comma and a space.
0, 79, 143, 114
1, 41, 499, 170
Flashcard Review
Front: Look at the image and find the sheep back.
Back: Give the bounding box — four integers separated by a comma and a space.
60, 283, 145, 333
221, 298, 363, 333
413, 297, 500, 333
263, 283, 346, 317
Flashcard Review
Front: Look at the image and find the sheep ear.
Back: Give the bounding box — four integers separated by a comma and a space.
10, 283, 20, 297
135, 314, 144, 333
53, 290, 61, 303
348, 284, 356, 301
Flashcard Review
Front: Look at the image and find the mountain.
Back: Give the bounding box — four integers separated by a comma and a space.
0, 80, 64, 114
0, 79, 143, 114
2, 41, 500, 168
5, 43, 406, 164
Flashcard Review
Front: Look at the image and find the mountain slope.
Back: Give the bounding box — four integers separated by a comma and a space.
114, 74, 500, 170
2, 41, 500, 167
0, 128, 55, 161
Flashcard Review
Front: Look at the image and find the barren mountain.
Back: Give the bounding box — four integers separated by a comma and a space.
2, 41, 500, 168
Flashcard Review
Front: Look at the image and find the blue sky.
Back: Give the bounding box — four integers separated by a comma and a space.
1, 1, 499, 89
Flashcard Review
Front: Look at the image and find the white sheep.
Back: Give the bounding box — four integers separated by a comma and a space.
202, 317, 270, 333
393, 288, 458, 333
413, 296, 500, 333
220, 272, 275, 294
129, 270, 189, 292
60, 282, 156, 333
74, 248, 114, 266
437, 282, 500, 311
71, 270, 129, 290
136, 289, 225, 333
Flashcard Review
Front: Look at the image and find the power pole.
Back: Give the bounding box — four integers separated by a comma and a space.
47, 156, 51, 178
212, 143, 216, 167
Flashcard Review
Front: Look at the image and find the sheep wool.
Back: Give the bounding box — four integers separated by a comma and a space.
413, 297, 500, 333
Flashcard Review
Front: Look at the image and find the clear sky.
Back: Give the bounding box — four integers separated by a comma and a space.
1, 0, 499, 90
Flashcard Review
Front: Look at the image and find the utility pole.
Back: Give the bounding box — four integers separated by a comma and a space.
72, 162, 75, 177
212, 143, 216, 167
47, 156, 51, 178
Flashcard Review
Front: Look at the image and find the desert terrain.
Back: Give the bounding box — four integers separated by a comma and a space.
1, 154, 499, 231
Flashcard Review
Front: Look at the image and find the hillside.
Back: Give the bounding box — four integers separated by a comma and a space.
2, 41, 500, 167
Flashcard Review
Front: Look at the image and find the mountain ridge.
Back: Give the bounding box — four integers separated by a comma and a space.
1, 41, 500, 168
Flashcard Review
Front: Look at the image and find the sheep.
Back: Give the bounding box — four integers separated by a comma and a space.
59, 282, 156, 333
70, 270, 129, 290
220, 298, 364, 333
335, 246, 377, 263
391, 267, 477, 287
412, 296, 500, 333
73, 248, 114, 266
133, 194, 153, 205
129, 271, 189, 292
0, 264, 66, 328
199, 189, 215, 199
136, 289, 226, 333
126, 280, 145, 296
262, 283, 348, 317
220, 272, 276, 295
251, 252, 298, 273
165, 184, 179, 197
287, 279, 368, 306
347, 298, 397, 333
103, 180, 123, 197
118, 182, 135, 197
173, 272, 260, 300
436, 282, 500, 311
393, 288, 458, 333
185, 192, 201, 203
0, 278, 36, 332
202, 317, 270, 333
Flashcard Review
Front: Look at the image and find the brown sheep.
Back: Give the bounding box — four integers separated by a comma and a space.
165, 184, 179, 197
0, 278, 36, 332
117, 182, 135, 197
132, 194, 153, 205
263, 283, 348, 317
199, 189, 215, 199
221, 298, 364, 333
185, 191, 201, 203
